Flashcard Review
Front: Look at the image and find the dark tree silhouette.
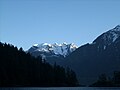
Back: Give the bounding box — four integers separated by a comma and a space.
90, 72, 120, 87
0, 42, 78, 87
113, 71, 120, 86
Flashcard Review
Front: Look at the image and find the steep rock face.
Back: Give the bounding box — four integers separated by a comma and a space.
64, 25, 120, 85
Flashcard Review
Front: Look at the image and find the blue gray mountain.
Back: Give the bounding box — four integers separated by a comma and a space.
64, 25, 120, 85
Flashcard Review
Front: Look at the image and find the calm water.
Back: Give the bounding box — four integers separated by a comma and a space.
1, 87, 120, 90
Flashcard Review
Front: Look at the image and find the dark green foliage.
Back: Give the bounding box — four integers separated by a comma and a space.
0, 42, 78, 87
66, 67, 79, 86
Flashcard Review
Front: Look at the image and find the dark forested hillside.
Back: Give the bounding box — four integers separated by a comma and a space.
0, 42, 78, 87
63, 25, 120, 85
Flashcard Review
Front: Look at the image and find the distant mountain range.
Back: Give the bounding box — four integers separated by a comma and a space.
28, 42, 77, 57
27, 42, 77, 64
27, 25, 120, 85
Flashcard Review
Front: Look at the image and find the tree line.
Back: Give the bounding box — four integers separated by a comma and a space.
90, 71, 120, 87
0, 42, 78, 87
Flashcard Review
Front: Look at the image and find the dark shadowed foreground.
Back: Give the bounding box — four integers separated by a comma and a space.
0, 42, 78, 87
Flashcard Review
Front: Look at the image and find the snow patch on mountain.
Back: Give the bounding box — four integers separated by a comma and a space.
103, 45, 106, 50
112, 32, 119, 42
93, 25, 120, 46
107, 25, 120, 42
29, 42, 78, 57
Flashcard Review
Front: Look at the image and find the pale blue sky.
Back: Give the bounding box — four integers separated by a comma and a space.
0, 0, 120, 50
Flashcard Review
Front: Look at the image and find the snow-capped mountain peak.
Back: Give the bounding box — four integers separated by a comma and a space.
93, 25, 120, 50
33, 44, 39, 47
28, 43, 78, 57
105, 25, 120, 43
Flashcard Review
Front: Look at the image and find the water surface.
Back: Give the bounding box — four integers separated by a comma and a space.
2, 87, 120, 90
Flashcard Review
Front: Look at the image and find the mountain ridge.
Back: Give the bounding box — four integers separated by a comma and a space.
64, 25, 120, 85
27, 42, 78, 63
93, 25, 120, 46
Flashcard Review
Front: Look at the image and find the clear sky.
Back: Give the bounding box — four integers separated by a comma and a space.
0, 0, 120, 50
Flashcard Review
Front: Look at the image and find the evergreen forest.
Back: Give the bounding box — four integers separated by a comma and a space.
0, 42, 78, 87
